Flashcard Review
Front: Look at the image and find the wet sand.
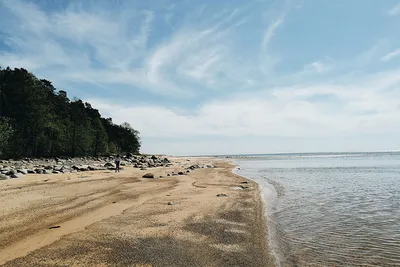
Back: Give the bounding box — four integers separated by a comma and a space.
0, 158, 273, 267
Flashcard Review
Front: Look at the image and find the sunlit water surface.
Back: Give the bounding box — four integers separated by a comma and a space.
234, 152, 400, 266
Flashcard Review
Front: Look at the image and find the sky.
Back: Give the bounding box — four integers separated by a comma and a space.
1, 0, 400, 155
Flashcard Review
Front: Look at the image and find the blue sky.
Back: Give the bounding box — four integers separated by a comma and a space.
1, 0, 400, 155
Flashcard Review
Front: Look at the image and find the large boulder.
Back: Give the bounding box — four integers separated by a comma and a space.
17, 169, 28, 175
53, 165, 64, 172
104, 162, 116, 168
142, 173, 155, 179
0, 174, 10, 180
11, 173, 24, 179
7, 169, 16, 175
188, 165, 199, 170
72, 165, 89, 172
35, 169, 44, 174
88, 166, 101, 171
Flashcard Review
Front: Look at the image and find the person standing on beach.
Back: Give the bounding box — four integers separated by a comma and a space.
115, 154, 121, 173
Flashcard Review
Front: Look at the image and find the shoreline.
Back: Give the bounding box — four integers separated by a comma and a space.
0, 157, 274, 266
232, 163, 281, 267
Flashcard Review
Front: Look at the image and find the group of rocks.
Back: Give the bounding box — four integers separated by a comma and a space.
217, 181, 251, 197
142, 163, 216, 179
165, 164, 215, 177
0, 154, 172, 181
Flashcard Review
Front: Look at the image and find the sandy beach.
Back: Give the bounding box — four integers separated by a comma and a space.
0, 158, 273, 267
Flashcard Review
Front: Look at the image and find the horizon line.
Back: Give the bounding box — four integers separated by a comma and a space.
180, 150, 400, 157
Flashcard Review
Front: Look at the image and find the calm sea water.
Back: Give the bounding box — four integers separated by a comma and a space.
234, 152, 400, 267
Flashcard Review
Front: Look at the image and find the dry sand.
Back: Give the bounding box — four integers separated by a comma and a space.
0, 158, 274, 267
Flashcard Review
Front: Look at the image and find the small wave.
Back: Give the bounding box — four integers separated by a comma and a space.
234, 154, 400, 266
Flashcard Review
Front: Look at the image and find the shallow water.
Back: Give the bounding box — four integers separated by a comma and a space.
235, 152, 400, 267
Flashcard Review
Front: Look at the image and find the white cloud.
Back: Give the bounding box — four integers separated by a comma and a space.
261, 17, 284, 53
2, 0, 400, 155
303, 60, 331, 73
0, 1, 173, 93
381, 48, 400, 62
257, 18, 284, 75
388, 2, 400, 16
88, 69, 400, 146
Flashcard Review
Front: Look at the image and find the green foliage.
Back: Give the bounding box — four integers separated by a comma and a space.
0, 117, 13, 156
108, 142, 118, 154
0, 67, 141, 158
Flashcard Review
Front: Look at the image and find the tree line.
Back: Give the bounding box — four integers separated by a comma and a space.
0, 67, 141, 159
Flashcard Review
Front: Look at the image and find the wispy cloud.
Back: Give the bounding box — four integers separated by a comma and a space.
261, 17, 285, 53
381, 48, 400, 61
0, 0, 263, 96
388, 2, 400, 16
2, 0, 400, 154
303, 60, 331, 73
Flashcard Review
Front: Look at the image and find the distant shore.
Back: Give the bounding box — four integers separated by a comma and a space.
0, 157, 273, 267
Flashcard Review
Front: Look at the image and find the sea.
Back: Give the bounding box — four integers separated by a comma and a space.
232, 152, 400, 267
